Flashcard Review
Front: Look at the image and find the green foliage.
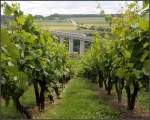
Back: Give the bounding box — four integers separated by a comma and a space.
143, 0, 149, 9
16, 15, 25, 25
80, 1, 149, 110
1, 2, 72, 117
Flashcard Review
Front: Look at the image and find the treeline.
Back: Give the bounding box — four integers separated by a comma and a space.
42, 14, 121, 20
1, 13, 121, 21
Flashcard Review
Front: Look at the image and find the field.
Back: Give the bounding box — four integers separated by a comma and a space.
34, 17, 108, 32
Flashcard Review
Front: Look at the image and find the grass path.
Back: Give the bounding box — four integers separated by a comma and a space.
33, 78, 119, 119
1, 77, 148, 119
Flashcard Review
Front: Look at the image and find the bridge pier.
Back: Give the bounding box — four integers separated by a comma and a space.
80, 40, 84, 56
59, 37, 64, 43
50, 31, 92, 56
69, 38, 73, 54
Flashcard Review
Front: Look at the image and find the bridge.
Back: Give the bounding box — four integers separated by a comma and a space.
50, 31, 93, 56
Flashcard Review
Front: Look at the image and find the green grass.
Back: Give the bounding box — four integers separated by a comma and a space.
1, 86, 35, 119
34, 21, 76, 31
136, 89, 149, 112
1, 78, 148, 119
43, 26, 76, 31
37, 78, 120, 119
1, 100, 24, 119
20, 85, 36, 107
122, 88, 149, 112
111, 85, 149, 112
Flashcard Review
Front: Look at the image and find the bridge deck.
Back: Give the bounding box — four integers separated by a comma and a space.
50, 31, 93, 41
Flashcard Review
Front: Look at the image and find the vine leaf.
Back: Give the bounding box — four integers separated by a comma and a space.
16, 15, 25, 25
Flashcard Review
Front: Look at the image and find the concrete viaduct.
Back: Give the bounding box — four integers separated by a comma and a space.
50, 31, 93, 56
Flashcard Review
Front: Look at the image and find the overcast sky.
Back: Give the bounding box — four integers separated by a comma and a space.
1, 1, 142, 16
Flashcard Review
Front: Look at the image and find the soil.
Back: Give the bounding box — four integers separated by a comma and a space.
27, 81, 149, 120
28, 94, 62, 119
94, 84, 149, 120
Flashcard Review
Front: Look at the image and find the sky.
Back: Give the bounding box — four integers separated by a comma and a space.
1, 1, 142, 16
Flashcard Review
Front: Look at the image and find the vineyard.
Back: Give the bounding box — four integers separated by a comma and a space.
1, 1, 149, 120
